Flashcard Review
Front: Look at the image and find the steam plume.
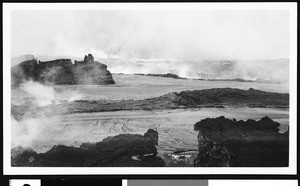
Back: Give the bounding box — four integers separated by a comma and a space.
20, 80, 84, 106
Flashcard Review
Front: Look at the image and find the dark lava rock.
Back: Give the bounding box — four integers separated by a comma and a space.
83, 54, 94, 63
11, 54, 115, 86
11, 145, 38, 167
93, 129, 162, 167
177, 88, 289, 107
144, 128, 159, 145
36, 59, 76, 84
193, 116, 289, 167
135, 73, 186, 79
11, 129, 165, 167
11, 59, 38, 86
11, 54, 37, 67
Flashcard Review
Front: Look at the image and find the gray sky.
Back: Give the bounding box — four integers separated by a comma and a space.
11, 10, 289, 60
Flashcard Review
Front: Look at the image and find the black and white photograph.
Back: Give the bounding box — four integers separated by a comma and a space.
3, 3, 297, 175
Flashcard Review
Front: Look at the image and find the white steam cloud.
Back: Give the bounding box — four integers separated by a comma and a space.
12, 116, 44, 148
11, 10, 290, 84
103, 58, 289, 84
12, 81, 85, 151
20, 80, 84, 106
20, 81, 56, 106
12, 10, 289, 60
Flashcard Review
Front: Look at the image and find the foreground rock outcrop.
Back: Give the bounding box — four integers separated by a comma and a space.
11, 54, 115, 86
193, 116, 289, 167
11, 129, 165, 167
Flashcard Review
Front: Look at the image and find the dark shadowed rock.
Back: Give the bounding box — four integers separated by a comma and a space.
134, 73, 186, 79
11, 146, 38, 167
94, 129, 163, 167
83, 53, 94, 63
11, 60, 38, 86
11, 54, 115, 85
11, 129, 165, 167
193, 116, 289, 167
178, 88, 289, 107
144, 128, 159, 145
36, 59, 75, 84
73, 57, 114, 85
11, 54, 37, 66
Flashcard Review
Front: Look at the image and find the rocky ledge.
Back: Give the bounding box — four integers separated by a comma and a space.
134, 73, 186, 79
11, 54, 115, 86
193, 116, 289, 167
177, 88, 288, 108
12, 88, 289, 121
11, 129, 165, 167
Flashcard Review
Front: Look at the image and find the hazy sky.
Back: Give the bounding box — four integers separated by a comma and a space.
11, 10, 289, 60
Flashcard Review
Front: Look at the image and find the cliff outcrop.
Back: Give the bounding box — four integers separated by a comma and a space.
11, 54, 115, 86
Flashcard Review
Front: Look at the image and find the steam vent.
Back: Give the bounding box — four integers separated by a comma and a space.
11, 54, 115, 85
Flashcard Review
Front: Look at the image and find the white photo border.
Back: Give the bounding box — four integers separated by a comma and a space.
3, 2, 297, 175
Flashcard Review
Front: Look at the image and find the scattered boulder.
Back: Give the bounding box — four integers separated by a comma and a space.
193, 116, 289, 167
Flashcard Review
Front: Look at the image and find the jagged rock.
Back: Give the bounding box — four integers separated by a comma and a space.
11, 54, 115, 86
11, 129, 165, 167
160, 153, 199, 167
83, 53, 94, 63
193, 116, 289, 167
73, 58, 114, 85
144, 128, 159, 145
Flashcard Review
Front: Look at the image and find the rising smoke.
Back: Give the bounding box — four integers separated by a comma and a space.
11, 10, 290, 84
103, 58, 289, 84
12, 81, 84, 150
12, 10, 289, 60
20, 80, 83, 106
